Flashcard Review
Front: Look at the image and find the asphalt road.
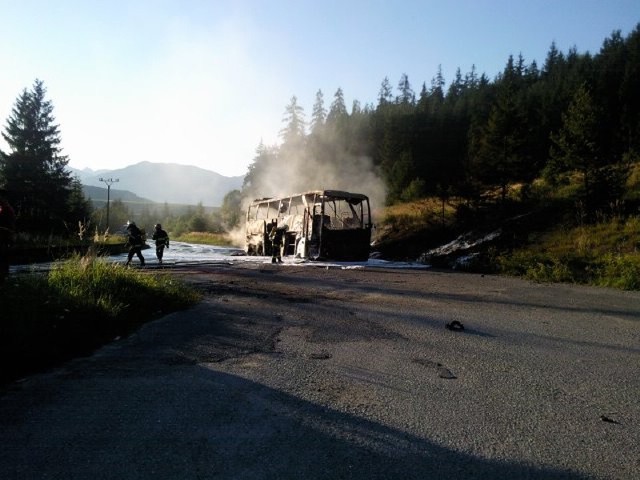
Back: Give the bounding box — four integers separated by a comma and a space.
1, 263, 639, 479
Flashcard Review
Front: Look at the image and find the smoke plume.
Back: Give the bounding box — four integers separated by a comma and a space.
243, 142, 387, 216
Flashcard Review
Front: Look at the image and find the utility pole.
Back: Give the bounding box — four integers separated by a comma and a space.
99, 177, 119, 231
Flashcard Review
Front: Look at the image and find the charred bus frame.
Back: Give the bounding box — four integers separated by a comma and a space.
245, 190, 372, 261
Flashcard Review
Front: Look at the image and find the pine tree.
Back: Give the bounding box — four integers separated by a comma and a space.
548, 83, 627, 216
447, 68, 464, 102
67, 177, 92, 232
620, 25, 640, 152
243, 140, 280, 198
417, 82, 429, 112
220, 189, 243, 229
378, 77, 393, 107
548, 84, 599, 183
396, 73, 415, 106
325, 88, 349, 159
470, 58, 529, 202
429, 65, 446, 110
1, 79, 89, 234
327, 88, 348, 124
310, 89, 326, 134
279, 96, 306, 143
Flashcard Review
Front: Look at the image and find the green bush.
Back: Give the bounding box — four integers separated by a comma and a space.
595, 253, 640, 290
495, 212, 640, 290
499, 252, 580, 283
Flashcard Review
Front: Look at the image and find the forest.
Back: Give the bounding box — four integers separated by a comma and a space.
1, 26, 639, 259
245, 26, 640, 222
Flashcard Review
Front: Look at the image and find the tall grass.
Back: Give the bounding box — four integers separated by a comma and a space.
376, 188, 640, 290
46, 253, 199, 315
380, 198, 456, 232
0, 253, 200, 384
172, 231, 233, 246
498, 216, 640, 289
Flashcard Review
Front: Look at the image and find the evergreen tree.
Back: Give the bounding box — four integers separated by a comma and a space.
220, 189, 243, 229
67, 177, 92, 232
464, 65, 479, 89
620, 25, 640, 152
1, 79, 89, 234
345, 99, 371, 157
310, 89, 326, 134
279, 96, 306, 143
417, 82, 429, 112
351, 99, 362, 115
548, 84, 599, 182
307, 92, 329, 170
447, 68, 464, 102
594, 30, 631, 158
189, 202, 209, 232
243, 140, 280, 199
548, 83, 627, 215
378, 77, 393, 107
327, 87, 348, 124
470, 57, 530, 202
323, 88, 350, 164
396, 73, 415, 106
429, 65, 446, 110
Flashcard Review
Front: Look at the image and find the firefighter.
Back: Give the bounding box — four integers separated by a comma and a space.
152, 223, 169, 264
125, 221, 146, 267
269, 224, 287, 263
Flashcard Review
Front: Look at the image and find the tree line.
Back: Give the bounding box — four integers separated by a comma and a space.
93, 198, 237, 238
2, 25, 639, 239
244, 25, 640, 222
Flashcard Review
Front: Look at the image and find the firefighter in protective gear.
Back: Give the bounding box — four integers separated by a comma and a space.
125, 222, 146, 267
269, 223, 287, 263
152, 223, 169, 264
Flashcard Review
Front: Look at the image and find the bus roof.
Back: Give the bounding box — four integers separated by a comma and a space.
250, 190, 369, 204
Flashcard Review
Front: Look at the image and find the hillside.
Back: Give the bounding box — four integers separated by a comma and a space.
70, 161, 244, 207
80, 184, 220, 220
82, 185, 154, 205
372, 167, 640, 290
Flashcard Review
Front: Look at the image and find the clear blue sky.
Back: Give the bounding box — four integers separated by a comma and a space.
1, 0, 638, 177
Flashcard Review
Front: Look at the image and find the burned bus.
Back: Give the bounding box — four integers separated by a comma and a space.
245, 190, 372, 261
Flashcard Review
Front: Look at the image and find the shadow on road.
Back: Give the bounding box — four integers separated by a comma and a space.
1, 364, 590, 480
0, 294, 592, 480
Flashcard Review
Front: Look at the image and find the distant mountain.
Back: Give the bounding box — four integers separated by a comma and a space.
81, 185, 154, 204
69, 161, 244, 207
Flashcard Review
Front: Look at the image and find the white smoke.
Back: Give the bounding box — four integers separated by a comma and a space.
228, 96, 389, 250
243, 144, 387, 215
264, 157, 381, 202
228, 148, 387, 249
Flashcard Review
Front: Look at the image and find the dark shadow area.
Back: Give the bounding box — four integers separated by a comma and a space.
0, 365, 592, 480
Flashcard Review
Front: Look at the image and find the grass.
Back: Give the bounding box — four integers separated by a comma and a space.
372, 198, 461, 260
0, 253, 201, 385
374, 169, 640, 290
498, 216, 640, 289
378, 197, 457, 232
172, 231, 234, 246
9, 229, 129, 264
